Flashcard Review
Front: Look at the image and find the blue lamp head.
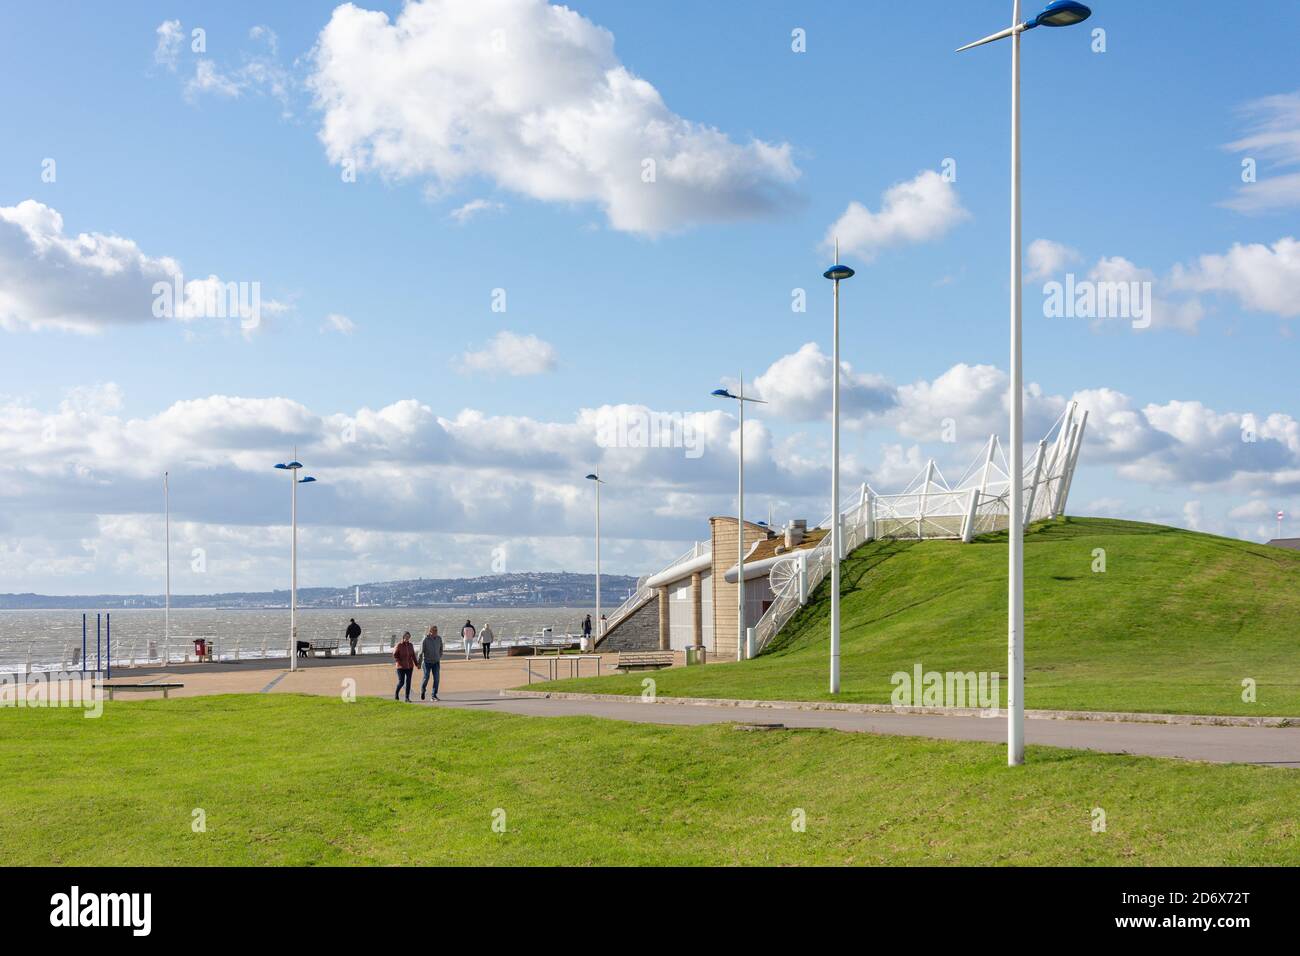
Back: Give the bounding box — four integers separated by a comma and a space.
711, 388, 735, 399
299, 476, 316, 484
1033, 1, 1091, 27
275, 461, 303, 471
585, 473, 599, 481
823, 264, 855, 281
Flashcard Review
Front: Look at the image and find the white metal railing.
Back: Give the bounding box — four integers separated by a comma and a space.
750, 403, 1087, 655
600, 541, 703, 637
600, 578, 654, 636
753, 496, 870, 654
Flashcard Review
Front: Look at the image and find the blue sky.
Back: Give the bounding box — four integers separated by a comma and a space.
1, 0, 1298, 594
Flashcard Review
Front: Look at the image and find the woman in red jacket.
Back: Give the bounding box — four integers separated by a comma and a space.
393, 632, 417, 702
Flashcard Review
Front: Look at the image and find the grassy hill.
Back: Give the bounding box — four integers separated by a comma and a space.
543, 517, 1300, 716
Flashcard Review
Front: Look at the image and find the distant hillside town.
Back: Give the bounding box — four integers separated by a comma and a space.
0, 572, 637, 610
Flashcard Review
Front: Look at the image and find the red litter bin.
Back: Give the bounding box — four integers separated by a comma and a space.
193, 638, 207, 660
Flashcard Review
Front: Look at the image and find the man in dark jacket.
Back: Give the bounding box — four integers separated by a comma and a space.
418, 626, 444, 701
345, 618, 361, 655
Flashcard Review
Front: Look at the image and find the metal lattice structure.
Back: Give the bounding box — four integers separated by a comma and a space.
751, 401, 1088, 654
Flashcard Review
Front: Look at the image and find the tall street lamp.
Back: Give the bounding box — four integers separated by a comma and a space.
823, 241, 855, 694
163, 471, 171, 668
712, 379, 767, 661
275, 459, 316, 672
957, 0, 1092, 766
585, 472, 604, 641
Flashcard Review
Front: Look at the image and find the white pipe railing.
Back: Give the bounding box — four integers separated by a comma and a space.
600, 541, 703, 637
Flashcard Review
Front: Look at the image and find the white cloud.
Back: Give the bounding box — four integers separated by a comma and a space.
154, 20, 184, 70
161, 23, 292, 111
1169, 237, 1300, 318
0, 381, 847, 591
0, 200, 284, 334
824, 170, 967, 262
1085, 255, 1204, 332
1032, 235, 1300, 333
187, 60, 243, 98
752, 342, 896, 422
307, 0, 799, 235
462, 331, 557, 376
873, 444, 927, 489
0, 200, 290, 335
1025, 238, 1079, 282
1221, 90, 1300, 213
449, 199, 505, 224
322, 313, 356, 335
8, 362, 1300, 590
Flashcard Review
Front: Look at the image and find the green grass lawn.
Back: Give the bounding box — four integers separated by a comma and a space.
2, 694, 1298, 865
544, 518, 1300, 716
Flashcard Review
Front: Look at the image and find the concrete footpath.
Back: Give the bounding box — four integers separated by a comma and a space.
91, 655, 1300, 767
421, 690, 1300, 767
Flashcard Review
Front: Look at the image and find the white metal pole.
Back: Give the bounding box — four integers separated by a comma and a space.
164, 472, 170, 668
979, 434, 997, 499
1024, 439, 1048, 523
830, 270, 842, 694
1058, 411, 1088, 515
918, 459, 935, 539
737, 375, 745, 662
1008, 0, 1025, 766
290, 469, 298, 673
595, 475, 601, 639
1052, 423, 1079, 517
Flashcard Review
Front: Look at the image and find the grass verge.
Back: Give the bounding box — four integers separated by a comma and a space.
2, 693, 1297, 865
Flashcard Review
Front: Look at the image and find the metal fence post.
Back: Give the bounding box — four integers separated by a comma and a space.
961, 489, 981, 543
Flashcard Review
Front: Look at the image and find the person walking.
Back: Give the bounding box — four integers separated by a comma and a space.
393, 631, 417, 702
461, 620, 476, 661
418, 625, 443, 701
345, 618, 361, 656
479, 622, 495, 660
582, 614, 592, 645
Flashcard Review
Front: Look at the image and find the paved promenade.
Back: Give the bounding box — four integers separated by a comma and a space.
424, 691, 1300, 767
95, 650, 610, 699
92, 654, 1300, 767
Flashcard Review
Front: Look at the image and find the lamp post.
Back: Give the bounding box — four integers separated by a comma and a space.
957, 0, 1092, 766
823, 242, 855, 694
163, 471, 171, 668
712, 379, 767, 660
585, 473, 604, 641
274, 459, 316, 672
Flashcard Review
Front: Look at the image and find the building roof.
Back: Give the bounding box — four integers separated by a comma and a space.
1266, 538, 1300, 551
744, 527, 828, 562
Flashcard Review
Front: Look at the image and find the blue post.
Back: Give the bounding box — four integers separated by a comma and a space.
107, 613, 112, 679
96, 613, 101, 672
82, 614, 86, 675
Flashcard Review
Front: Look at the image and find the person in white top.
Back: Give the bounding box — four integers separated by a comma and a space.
461, 620, 476, 660
479, 622, 495, 660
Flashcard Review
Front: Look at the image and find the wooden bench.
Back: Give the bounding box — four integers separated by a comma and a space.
310, 640, 342, 658
104, 683, 184, 700
613, 651, 676, 673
